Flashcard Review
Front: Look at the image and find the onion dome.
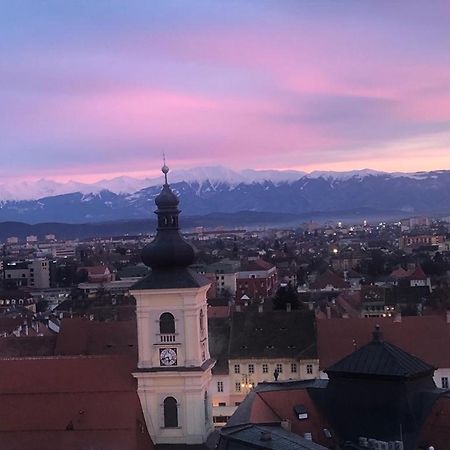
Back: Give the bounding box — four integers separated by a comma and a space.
141, 163, 195, 269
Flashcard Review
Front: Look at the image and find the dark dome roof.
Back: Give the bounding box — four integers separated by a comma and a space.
140, 163, 196, 270
155, 184, 179, 209
326, 325, 434, 380
142, 231, 195, 269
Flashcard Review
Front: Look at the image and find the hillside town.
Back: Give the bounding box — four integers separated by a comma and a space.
0, 166, 448, 449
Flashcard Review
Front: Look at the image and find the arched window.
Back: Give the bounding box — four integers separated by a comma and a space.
163, 396, 178, 428
160, 312, 175, 334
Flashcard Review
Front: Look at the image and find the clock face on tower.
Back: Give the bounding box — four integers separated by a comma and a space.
159, 348, 177, 366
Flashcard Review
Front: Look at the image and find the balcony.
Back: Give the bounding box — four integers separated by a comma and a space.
159, 333, 176, 343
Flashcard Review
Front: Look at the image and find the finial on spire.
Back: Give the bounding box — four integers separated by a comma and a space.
161, 152, 169, 185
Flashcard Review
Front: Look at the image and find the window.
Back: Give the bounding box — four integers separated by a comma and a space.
294, 405, 308, 420
217, 381, 224, 392
262, 364, 268, 373
442, 377, 449, 389
234, 364, 240, 374
163, 397, 178, 428
276, 363, 283, 373
159, 312, 175, 334
218, 402, 226, 407
291, 363, 297, 373
235, 382, 241, 392
248, 364, 254, 374
213, 415, 230, 424
306, 364, 313, 375
234, 402, 241, 406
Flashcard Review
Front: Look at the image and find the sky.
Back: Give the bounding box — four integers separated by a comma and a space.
1, 1, 450, 182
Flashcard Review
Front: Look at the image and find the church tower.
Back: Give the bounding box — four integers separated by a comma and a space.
131, 163, 214, 445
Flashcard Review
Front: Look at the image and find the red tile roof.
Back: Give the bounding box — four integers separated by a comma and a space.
242, 259, 275, 272
310, 270, 349, 290
229, 382, 336, 448
55, 318, 137, 357
317, 316, 450, 370
418, 393, 450, 449
408, 264, 427, 280
390, 267, 412, 279
256, 388, 335, 447
0, 317, 23, 334
0, 355, 153, 450
79, 266, 111, 275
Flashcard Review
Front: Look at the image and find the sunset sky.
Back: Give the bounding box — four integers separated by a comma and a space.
1, 1, 450, 182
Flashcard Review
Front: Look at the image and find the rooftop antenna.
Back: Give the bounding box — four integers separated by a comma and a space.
162, 152, 169, 185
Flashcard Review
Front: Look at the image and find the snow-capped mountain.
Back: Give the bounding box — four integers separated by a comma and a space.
0, 167, 395, 201
0, 169, 449, 224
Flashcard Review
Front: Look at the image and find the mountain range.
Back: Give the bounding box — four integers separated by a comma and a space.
0, 167, 449, 224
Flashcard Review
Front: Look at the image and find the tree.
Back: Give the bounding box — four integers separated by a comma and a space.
272, 283, 301, 310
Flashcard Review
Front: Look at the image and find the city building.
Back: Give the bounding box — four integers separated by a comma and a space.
3, 259, 50, 289
236, 259, 277, 303
219, 325, 450, 449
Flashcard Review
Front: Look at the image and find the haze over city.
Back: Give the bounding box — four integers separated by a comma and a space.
1, 1, 450, 183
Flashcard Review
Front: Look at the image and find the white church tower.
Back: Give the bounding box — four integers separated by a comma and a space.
131, 163, 215, 445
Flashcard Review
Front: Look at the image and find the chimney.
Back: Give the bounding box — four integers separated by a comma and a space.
286, 302, 291, 312
280, 419, 291, 431
260, 431, 272, 442
326, 306, 331, 319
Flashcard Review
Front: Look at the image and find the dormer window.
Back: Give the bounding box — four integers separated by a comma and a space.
294, 405, 308, 420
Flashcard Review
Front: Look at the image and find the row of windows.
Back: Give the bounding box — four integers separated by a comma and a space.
233, 363, 313, 375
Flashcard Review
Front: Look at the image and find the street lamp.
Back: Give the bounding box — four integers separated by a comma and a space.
241, 374, 254, 393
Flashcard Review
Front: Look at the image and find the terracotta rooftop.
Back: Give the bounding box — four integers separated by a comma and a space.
317, 316, 450, 370
326, 326, 434, 380
240, 259, 275, 272
0, 355, 153, 450
310, 270, 349, 290
224, 380, 334, 448
55, 318, 137, 357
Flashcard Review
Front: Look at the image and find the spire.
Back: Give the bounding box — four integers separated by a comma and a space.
141, 162, 195, 269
